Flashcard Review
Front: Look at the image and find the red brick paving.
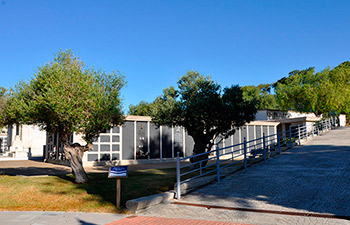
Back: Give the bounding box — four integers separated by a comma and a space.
106, 216, 252, 225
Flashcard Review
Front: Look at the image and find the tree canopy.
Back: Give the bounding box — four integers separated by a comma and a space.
151, 71, 256, 162
275, 62, 350, 117
241, 84, 279, 110
128, 101, 154, 116
1, 50, 126, 183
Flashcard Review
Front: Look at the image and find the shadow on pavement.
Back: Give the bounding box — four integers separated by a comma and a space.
181, 143, 350, 218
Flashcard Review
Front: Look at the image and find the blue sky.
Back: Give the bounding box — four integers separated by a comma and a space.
1, 0, 350, 113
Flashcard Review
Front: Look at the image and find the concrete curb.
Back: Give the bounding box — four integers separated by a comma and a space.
126, 191, 175, 213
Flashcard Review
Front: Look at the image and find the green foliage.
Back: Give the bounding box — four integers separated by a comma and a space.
275, 63, 350, 116
1, 50, 125, 143
241, 84, 279, 110
0, 87, 8, 127
151, 71, 256, 155
328, 62, 350, 116
128, 101, 154, 116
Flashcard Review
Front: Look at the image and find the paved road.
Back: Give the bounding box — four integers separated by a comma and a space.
140, 127, 350, 225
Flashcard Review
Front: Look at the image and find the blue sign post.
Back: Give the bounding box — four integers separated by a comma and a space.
108, 166, 128, 207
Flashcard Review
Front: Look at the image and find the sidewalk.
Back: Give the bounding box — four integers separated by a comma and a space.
107, 216, 251, 225
0, 211, 127, 225
0, 211, 251, 225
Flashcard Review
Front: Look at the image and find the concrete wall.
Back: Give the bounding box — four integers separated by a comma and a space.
7, 124, 46, 158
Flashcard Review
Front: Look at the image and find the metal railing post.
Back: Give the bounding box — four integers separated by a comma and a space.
263, 133, 266, 161
244, 137, 247, 169
298, 125, 301, 145
277, 131, 281, 154
216, 144, 220, 182
289, 126, 293, 149
305, 125, 308, 141
176, 152, 181, 199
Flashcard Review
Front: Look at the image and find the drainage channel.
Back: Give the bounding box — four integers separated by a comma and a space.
172, 202, 350, 221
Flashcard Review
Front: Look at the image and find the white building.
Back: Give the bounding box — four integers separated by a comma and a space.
5, 124, 46, 160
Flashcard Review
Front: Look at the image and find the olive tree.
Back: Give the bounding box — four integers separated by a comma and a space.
151, 71, 256, 164
1, 50, 125, 183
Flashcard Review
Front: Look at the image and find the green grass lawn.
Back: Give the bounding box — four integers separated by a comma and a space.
0, 168, 176, 213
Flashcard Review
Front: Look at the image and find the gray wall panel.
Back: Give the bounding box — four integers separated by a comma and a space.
150, 123, 160, 158
263, 126, 268, 137
248, 126, 255, 142
162, 126, 173, 158
268, 126, 276, 145
122, 121, 134, 160
232, 129, 240, 151
224, 137, 232, 148
174, 126, 183, 157
184, 130, 194, 157
241, 126, 248, 143
255, 125, 262, 148
136, 121, 148, 159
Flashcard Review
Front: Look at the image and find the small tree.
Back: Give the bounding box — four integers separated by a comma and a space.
151, 71, 256, 164
1, 50, 125, 183
128, 101, 154, 116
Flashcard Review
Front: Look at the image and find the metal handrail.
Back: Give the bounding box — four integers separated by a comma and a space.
176, 117, 336, 199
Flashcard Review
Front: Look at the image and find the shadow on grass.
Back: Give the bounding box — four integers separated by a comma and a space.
0, 166, 70, 176
56, 168, 177, 211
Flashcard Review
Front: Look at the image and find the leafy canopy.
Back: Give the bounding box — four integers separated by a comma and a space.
151, 71, 256, 153
241, 84, 279, 110
2, 50, 126, 142
275, 62, 350, 117
128, 101, 154, 116
0, 87, 8, 127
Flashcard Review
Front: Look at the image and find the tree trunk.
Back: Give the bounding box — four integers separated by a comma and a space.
190, 138, 212, 169
64, 143, 88, 183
